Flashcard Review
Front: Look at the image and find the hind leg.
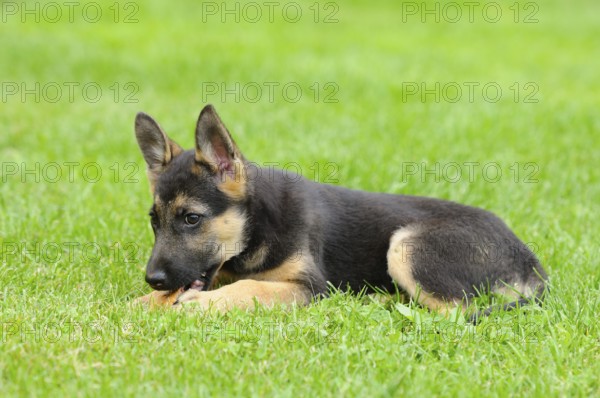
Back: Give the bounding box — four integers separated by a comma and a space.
386, 227, 463, 314
387, 223, 546, 317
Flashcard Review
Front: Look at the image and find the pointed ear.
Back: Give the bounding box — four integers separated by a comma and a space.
195, 105, 246, 201
194, 105, 243, 177
134, 112, 183, 188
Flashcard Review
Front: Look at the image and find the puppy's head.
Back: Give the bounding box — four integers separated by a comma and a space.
134, 105, 248, 292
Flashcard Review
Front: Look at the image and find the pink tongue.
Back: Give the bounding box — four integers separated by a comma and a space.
190, 280, 205, 291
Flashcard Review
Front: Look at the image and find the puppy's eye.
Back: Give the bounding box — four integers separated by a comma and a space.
184, 213, 202, 226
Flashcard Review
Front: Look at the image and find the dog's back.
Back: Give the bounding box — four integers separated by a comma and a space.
243, 167, 546, 301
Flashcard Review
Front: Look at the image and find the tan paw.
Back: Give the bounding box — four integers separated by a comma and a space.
173, 289, 226, 311
132, 288, 184, 307
173, 289, 205, 306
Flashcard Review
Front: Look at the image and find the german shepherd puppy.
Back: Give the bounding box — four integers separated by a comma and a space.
134, 105, 547, 319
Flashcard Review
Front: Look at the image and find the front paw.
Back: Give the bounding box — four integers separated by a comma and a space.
173, 289, 206, 308
133, 289, 183, 307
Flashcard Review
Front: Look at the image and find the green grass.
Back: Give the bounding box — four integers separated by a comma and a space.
1, 0, 599, 396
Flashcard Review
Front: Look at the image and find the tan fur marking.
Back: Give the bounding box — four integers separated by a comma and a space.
248, 255, 304, 282
218, 160, 246, 201
209, 208, 246, 255
147, 170, 158, 193
146, 169, 157, 195
191, 162, 204, 176
387, 228, 418, 295
171, 194, 188, 211
242, 244, 269, 272
176, 280, 310, 311
416, 291, 463, 315
170, 194, 210, 215
169, 141, 183, 157
387, 227, 461, 314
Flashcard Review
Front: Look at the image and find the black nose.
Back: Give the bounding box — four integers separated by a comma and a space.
145, 271, 167, 289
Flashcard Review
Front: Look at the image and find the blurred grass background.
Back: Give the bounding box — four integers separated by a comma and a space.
1, 0, 599, 396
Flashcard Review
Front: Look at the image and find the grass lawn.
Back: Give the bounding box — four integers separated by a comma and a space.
1, 0, 599, 396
